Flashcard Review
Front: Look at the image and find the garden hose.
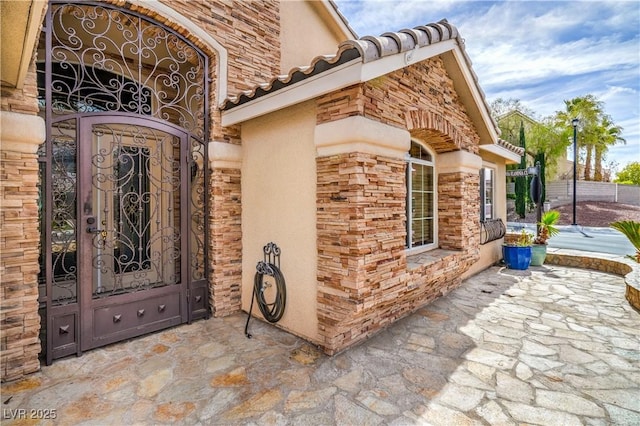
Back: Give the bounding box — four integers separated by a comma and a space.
244, 260, 287, 338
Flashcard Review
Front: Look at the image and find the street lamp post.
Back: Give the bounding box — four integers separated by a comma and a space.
572, 118, 579, 226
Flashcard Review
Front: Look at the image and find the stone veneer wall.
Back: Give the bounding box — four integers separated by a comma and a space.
365, 59, 480, 153
209, 168, 242, 316
317, 152, 407, 354
316, 58, 479, 152
0, 148, 42, 381
129, 0, 282, 145
1, 41, 43, 381
316, 151, 480, 354
438, 172, 480, 251
156, 0, 281, 93
405, 248, 477, 308
314, 55, 483, 355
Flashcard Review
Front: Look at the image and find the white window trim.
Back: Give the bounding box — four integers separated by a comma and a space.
406, 143, 437, 255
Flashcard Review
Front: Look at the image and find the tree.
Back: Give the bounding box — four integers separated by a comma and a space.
554, 95, 624, 182
554, 95, 602, 180
615, 162, 640, 185
515, 122, 527, 218
490, 98, 536, 119
494, 105, 567, 184
594, 116, 625, 181
527, 117, 566, 183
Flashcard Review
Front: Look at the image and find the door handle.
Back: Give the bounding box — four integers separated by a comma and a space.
86, 217, 103, 234
86, 227, 107, 244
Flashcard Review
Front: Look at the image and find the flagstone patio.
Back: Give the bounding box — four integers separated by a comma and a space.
2, 254, 639, 425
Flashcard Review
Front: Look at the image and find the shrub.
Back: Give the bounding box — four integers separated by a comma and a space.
534, 210, 560, 245
610, 220, 640, 263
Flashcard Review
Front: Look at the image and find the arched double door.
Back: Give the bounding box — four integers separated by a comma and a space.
38, 2, 209, 363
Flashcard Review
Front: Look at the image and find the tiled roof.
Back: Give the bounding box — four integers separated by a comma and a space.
221, 20, 477, 111
496, 138, 525, 156
221, 45, 361, 110
346, 20, 458, 62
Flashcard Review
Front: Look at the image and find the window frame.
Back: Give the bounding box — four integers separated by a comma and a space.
480, 166, 495, 222
406, 141, 437, 254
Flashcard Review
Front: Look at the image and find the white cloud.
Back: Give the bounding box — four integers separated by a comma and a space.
334, 0, 640, 174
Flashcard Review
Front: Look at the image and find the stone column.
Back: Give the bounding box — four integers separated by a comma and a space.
437, 150, 482, 255
208, 141, 242, 317
315, 116, 410, 354
1, 111, 46, 381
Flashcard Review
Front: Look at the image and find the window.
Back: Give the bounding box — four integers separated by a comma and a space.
406, 142, 436, 250
480, 167, 494, 221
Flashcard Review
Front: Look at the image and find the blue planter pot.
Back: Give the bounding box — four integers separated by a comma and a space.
502, 245, 532, 270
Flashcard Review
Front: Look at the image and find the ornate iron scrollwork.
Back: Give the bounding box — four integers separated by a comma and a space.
44, 3, 206, 138
256, 261, 276, 276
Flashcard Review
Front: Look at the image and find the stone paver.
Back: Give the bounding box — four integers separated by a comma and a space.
2, 262, 639, 425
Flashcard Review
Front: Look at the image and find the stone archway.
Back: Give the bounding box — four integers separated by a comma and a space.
405, 109, 464, 154
406, 109, 482, 253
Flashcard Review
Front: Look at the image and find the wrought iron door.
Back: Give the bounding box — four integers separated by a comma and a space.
79, 117, 188, 351
38, 2, 209, 363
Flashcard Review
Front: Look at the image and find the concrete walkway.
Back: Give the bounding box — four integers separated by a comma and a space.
2, 262, 639, 425
507, 222, 635, 256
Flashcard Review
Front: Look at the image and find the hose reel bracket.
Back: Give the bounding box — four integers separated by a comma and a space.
245, 242, 287, 338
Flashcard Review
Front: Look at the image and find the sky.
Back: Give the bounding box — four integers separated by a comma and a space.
333, 0, 640, 176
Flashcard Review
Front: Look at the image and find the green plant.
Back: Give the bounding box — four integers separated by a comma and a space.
534, 210, 561, 245
516, 230, 534, 247
610, 220, 640, 263
515, 123, 527, 219
614, 161, 640, 185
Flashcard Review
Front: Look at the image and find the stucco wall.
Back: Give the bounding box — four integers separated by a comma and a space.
279, 1, 345, 74
464, 155, 508, 279
241, 101, 319, 343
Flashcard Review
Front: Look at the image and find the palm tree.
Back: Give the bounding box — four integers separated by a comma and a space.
555, 95, 604, 181
534, 210, 560, 245
594, 116, 625, 181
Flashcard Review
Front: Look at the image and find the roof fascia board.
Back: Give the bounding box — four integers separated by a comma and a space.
443, 47, 499, 144
222, 40, 456, 126
222, 36, 503, 155
17, 1, 46, 88
480, 143, 522, 164
221, 59, 363, 126
360, 39, 456, 82
317, 0, 358, 40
